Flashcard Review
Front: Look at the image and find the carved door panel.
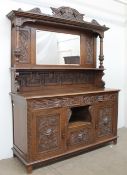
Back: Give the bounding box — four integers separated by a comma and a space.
29, 108, 67, 161
67, 123, 93, 150
94, 101, 116, 141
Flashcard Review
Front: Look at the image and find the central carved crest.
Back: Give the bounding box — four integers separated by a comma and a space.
51, 6, 84, 21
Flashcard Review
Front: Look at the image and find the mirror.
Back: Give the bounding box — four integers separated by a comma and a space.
36, 30, 80, 65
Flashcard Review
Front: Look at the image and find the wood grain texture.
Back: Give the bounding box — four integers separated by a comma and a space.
8, 6, 118, 174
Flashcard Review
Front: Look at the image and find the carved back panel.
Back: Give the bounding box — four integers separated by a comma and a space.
11, 69, 104, 93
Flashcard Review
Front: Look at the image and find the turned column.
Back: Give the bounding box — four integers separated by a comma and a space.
99, 35, 104, 68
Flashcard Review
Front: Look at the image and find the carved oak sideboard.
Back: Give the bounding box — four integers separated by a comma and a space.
7, 6, 119, 173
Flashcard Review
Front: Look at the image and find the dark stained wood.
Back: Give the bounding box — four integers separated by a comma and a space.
8, 6, 118, 173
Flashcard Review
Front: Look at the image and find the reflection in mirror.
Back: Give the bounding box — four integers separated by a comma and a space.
36, 30, 80, 65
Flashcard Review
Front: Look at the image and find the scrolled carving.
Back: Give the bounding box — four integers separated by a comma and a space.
95, 71, 105, 88
28, 93, 117, 110
30, 98, 62, 109
61, 96, 83, 107
27, 8, 42, 14
91, 19, 100, 26
51, 6, 84, 22
17, 7, 42, 15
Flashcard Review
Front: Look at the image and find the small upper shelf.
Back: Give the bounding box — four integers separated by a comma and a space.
11, 65, 105, 71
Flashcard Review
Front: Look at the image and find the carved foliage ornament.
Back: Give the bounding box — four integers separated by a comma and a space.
97, 107, 112, 137
17, 7, 43, 15
14, 28, 31, 64
29, 94, 117, 110
36, 114, 60, 152
51, 6, 84, 22
68, 128, 90, 146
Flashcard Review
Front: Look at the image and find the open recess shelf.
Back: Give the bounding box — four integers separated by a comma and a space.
68, 105, 92, 123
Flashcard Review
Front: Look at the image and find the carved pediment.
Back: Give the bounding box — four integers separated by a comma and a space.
51, 6, 84, 22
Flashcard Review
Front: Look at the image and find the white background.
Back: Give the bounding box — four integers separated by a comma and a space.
0, 0, 127, 159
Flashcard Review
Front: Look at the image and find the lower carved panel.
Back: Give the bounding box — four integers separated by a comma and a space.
96, 106, 113, 138
67, 127, 91, 148
36, 114, 60, 152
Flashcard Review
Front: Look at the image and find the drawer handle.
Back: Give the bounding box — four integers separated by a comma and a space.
97, 96, 103, 102
45, 128, 52, 136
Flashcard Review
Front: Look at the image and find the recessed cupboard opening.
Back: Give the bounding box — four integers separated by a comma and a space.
68, 106, 92, 124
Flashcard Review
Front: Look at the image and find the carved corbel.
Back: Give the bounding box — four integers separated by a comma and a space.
95, 71, 105, 88
101, 71, 105, 88
14, 71, 20, 92
14, 17, 36, 27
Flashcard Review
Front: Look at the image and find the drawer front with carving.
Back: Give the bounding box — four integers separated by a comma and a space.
27, 93, 118, 110
29, 108, 67, 161
94, 101, 116, 141
67, 124, 93, 150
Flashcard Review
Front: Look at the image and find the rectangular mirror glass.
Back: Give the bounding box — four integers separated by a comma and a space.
36, 30, 80, 65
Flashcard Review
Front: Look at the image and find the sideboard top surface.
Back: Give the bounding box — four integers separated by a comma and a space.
11, 88, 119, 99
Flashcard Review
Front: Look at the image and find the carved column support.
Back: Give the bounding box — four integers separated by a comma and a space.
14, 71, 20, 92
101, 71, 105, 88
99, 35, 104, 68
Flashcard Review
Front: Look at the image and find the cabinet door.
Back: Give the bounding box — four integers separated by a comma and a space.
29, 108, 67, 161
94, 101, 116, 141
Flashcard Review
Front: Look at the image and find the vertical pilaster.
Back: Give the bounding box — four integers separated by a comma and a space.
99, 36, 104, 68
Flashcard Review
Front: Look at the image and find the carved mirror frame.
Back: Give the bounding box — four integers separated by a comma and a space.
7, 7, 109, 69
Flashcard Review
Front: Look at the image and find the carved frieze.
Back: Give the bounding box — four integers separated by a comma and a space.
30, 98, 62, 109
36, 114, 60, 152
28, 93, 117, 110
